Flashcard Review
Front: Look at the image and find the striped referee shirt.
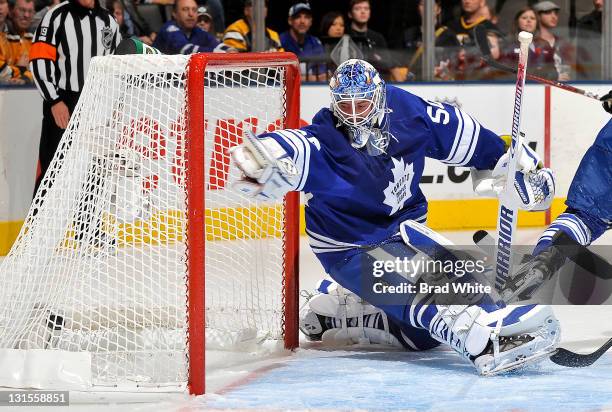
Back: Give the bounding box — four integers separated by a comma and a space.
28, 0, 120, 103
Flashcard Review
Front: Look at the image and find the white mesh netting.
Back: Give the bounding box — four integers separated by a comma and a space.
0, 54, 292, 391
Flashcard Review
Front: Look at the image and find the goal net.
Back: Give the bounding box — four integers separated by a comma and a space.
0, 53, 300, 395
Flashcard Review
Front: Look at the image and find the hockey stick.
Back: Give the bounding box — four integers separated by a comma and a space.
473, 230, 612, 367
548, 231, 612, 280
472, 24, 602, 101
481, 55, 602, 101
473, 229, 495, 256
475, 229, 612, 293
549, 337, 612, 367
493, 31, 533, 289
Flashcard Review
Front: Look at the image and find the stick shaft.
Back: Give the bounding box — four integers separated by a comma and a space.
482, 56, 601, 100
494, 32, 532, 289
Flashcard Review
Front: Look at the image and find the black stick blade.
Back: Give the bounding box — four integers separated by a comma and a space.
473, 230, 489, 245
552, 231, 612, 280
550, 338, 612, 367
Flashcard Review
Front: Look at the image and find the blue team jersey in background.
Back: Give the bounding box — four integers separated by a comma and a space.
153, 21, 220, 54
263, 85, 505, 272
566, 118, 612, 222
279, 31, 326, 75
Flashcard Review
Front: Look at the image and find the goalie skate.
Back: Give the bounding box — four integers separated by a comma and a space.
430, 304, 560, 376
475, 309, 560, 376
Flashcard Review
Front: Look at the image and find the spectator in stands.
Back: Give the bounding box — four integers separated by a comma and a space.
280, 3, 325, 82
446, 0, 503, 80
29, 0, 59, 33
3, 0, 35, 84
198, 0, 224, 35
403, 0, 459, 81
499, 6, 557, 81
110, 0, 131, 39
0, 0, 6, 32
447, 0, 500, 48
484, 2, 498, 25
533, 0, 574, 81
0, 0, 12, 83
346, 0, 406, 81
223, 0, 281, 52
513, 6, 538, 35
576, 0, 603, 79
319, 10, 344, 48
223, 0, 243, 26
122, 0, 156, 45
196, 5, 216, 37
321, 11, 345, 38
153, 0, 224, 54
318, 11, 349, 75
577, 0, 602, 39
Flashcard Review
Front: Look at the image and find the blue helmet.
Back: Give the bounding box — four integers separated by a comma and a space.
329, 59, 386, 137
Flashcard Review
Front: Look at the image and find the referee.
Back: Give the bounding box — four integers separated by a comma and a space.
28, 0, 120, 195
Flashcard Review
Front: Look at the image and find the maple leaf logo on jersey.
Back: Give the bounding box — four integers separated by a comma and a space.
383, 157, 414, 216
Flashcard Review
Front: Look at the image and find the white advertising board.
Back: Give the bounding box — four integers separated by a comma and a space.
549, 84, 611, 197
0, 89, 40, 221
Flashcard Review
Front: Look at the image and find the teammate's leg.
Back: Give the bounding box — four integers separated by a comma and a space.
504, 122, 612, 301
535, 120, 612, 254
534, 208, 609, 255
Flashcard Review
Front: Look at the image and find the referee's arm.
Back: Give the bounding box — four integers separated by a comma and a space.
28, 8, 61, 104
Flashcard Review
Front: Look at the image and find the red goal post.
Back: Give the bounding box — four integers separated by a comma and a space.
185, 52, 301, 395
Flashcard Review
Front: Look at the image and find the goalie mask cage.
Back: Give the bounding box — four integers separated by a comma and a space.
0, 53, 300, 396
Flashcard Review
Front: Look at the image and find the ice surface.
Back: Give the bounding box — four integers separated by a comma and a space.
199, 229, 612, 411
2, 229, 612, 411
204, 348, 612, 411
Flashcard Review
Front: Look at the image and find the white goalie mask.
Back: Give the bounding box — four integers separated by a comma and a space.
329, 59, 388, 153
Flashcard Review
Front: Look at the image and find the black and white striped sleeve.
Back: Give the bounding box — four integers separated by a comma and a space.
29, 4, 64, 102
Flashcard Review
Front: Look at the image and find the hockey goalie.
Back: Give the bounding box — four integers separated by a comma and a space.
230, 59, 559, 376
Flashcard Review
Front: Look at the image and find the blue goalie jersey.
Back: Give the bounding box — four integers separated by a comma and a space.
263, 85, 505, 271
